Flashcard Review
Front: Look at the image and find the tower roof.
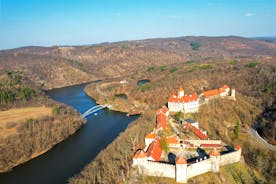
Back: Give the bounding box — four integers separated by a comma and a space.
209, 148, 220, 156
179, 86, 184, 92
146, 138, 162, 161
234, 145, 241, 150
175, 156, 187, 164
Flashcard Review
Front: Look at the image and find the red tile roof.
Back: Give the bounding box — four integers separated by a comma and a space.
161, 106, 169, 114
235, 145, 241, 150
203, 89, 220, 98
166, 136, 179, 144
175, 157, 187, 164
200, 144, 221, 148
168, 94, 178, 103
145, 133, 156, 139
146, 138, 162, 161
191, 126, 207, 140
168, 93, 198, 103
204, 85, 230, 98
156, 113, 167, 129
219, 88, 226, 93
157, 106, 169, 114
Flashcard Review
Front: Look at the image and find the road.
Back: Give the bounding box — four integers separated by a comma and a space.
249, 128, 276, 151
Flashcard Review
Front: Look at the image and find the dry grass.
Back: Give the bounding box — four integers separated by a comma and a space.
0, 107, 52, 137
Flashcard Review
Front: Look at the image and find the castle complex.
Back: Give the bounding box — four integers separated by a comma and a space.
132, 85, 241, 183
168, 85, 235, 113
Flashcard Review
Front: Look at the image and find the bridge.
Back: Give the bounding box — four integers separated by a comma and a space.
82, 104, 110, 118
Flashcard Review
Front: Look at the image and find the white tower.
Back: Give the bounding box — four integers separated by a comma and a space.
209, 148, 220, 173
175, 156, 187, 183
231, 88, 236, 100
178, 86, 185, 98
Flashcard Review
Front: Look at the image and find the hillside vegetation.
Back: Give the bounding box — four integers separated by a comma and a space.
70, 59, 275, 183
1, 36, 275, 89
0, 71, 85, 172
0, 36, 275, 183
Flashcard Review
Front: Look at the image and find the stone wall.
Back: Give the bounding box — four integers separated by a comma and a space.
219, 149, 241, 166
186, 159, 212, 178
133, 149, 242, 183
139, 161, 175, 178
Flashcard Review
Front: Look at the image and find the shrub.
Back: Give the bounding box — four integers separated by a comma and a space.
18, 87, 35, 101
190, 41, 201, 50
170, 67, 178, 73
230, 60, 238, 65
160, 137, 169, 153
140, 84, 152, 92
199, 64, 213, 70
174, 111, 184, 121
147, 66, 155, 72
159, 66, 166, 71
186, 60, 195, 64
233, 120, 240, 138
52, 106, 60, 115
245, 62, 258, 68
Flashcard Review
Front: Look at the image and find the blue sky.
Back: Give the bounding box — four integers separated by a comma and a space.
0, 0, 275, 50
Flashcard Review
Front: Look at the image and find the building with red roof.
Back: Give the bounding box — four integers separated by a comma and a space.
145, 132, 156, 145
168, 87, 199, 113
168, 84, 235, 113
203, 85, 231, 101
146, 138, 162, 161
156, 106, 169, 129
156, 113, 167, 129
191, 126, 208, 140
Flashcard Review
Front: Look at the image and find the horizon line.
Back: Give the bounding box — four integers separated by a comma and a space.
1, 34, 276, 51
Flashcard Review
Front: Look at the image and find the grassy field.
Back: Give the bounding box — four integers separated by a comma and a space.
0, 107, 52, 137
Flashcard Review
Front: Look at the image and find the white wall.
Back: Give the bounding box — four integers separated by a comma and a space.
187, 159, 212, 178
139, 161, 175, 178
219, 150, 241, 166
187, 140, 221, 146
133, 149, 242, 182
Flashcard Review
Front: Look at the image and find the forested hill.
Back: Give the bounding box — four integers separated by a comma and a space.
0, 36, 276, 89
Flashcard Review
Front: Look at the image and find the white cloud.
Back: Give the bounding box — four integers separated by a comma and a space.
244, 13, 255, 17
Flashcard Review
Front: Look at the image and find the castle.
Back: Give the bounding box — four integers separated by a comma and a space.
168, 85, 236, 113
132, 85, 241, 183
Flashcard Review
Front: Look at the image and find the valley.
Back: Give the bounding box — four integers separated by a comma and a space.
0, 36, 275, 183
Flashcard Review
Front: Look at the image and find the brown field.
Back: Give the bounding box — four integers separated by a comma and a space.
0, 107, 52, 137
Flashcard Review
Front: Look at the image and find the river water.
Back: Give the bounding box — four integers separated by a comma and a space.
0, 83, 138, 184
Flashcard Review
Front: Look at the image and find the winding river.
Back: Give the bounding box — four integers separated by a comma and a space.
0, 83, 138, 184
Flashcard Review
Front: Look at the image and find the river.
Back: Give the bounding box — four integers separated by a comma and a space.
0, 83, 138, 184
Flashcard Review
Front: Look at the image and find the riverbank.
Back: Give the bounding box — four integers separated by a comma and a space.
84, 82, 147, 115
0, 105, 85, 173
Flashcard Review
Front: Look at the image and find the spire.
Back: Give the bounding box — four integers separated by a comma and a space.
178, 86, 184, 98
